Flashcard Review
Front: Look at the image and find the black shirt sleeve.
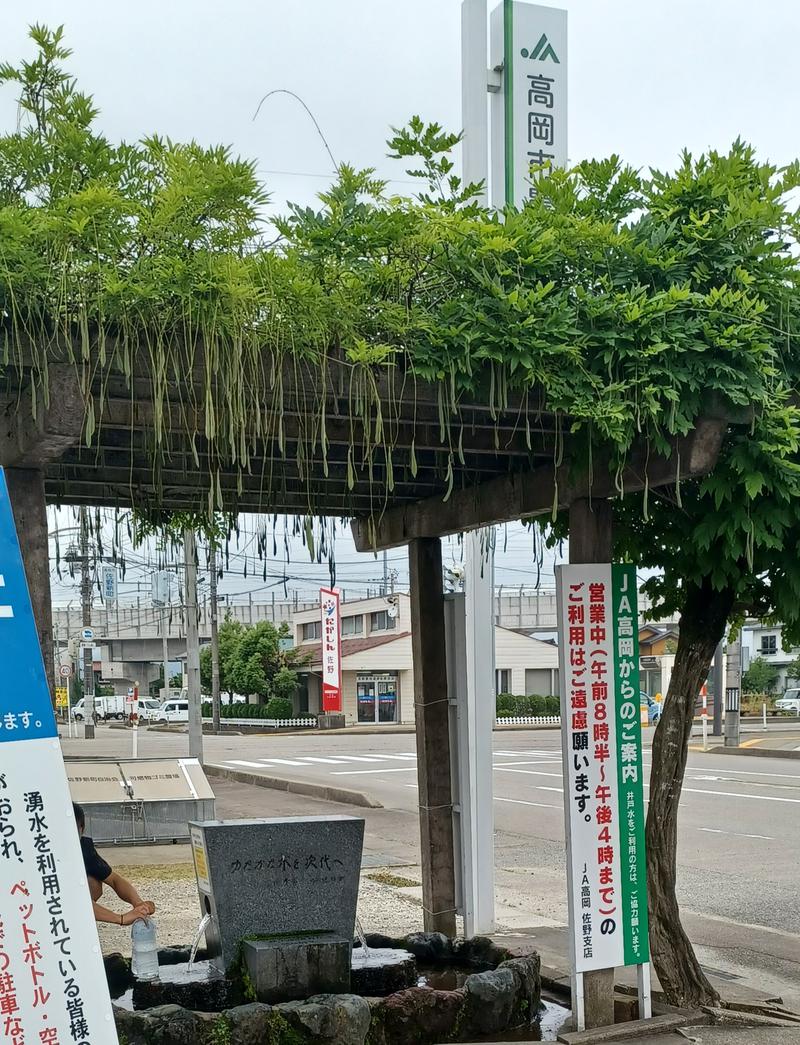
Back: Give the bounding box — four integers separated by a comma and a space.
80, 835, 113, 882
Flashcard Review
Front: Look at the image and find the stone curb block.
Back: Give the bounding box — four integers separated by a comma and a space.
711, 745, 800, 761
557, 1011, 703, 1044
203, 763, 384, 809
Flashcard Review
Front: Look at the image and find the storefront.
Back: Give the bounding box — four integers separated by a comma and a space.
356, 672, 399, 724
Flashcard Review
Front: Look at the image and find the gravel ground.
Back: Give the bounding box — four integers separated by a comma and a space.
96, 862, 426, 957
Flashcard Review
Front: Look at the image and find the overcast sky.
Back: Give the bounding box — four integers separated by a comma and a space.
3, 1, 797, 604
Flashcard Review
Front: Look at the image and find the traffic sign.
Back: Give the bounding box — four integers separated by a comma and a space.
55, 686, 69, 707
59, 663, 71, 678
81, 626, 94, 641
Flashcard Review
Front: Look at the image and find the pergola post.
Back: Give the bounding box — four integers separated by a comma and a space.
409, 536, 457, 937
569, 497, 616, 1029
5, 467, 55, 701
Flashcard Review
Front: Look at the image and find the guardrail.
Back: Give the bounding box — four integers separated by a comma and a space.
200, 717, 317, 729
496, 715, 561, 726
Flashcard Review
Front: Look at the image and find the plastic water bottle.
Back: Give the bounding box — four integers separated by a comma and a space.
131, 918, 159, 981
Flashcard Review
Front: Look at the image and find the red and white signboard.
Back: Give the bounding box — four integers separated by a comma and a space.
320, 588, 342, 712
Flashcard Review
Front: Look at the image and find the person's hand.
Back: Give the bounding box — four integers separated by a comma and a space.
140, 900, 156, 916
120, 904, 151, 926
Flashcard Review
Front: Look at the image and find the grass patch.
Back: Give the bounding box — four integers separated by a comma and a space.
367, 870, 419, 889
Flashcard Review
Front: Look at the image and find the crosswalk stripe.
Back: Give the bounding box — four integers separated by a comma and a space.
227, 760, 268, 768
266, 758, 306, 766
302, 756, 350, 764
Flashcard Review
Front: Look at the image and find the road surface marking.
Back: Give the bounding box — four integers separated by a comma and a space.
495, 797, 561, 810
373, 754, 418, 761
537, 785, 565, 793
332, 767, 418, 776
301, 756, 351, 764
329, 755, 386, 762
493, 767, 563, 779
676, 786, 800, 805
227, 760, 269, 768
687, 769, 800, 781
698, 827, 774, 840
266, 758, 306, 766
493, 760, 563, 768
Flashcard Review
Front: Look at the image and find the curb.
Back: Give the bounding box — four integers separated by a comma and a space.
203, 763, 383, 810
710, 744, 800, 761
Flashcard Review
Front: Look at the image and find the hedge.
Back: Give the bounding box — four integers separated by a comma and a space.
496, 693, 560, 717
200, 698, 299, 720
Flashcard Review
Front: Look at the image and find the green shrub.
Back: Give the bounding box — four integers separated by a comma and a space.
544, 695, 560, 715
265, 697, 294, 719
496, 693, 517, 717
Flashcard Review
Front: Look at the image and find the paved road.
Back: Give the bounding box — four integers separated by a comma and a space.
61, 725, 800, 1007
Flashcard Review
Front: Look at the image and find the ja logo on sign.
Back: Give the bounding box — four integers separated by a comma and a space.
521, 32, 560, 63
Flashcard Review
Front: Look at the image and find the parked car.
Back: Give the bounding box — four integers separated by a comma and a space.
71, 696, 126, 721
775, 692, 800, 714
154, 699, 189, 724
137, 699, 163, 722
641, 692, 662, 725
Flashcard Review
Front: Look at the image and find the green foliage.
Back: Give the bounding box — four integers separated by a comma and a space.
784, 656, 800, 684
496, 693, 559, 717
741, 656, 780, 695
264, 696, 294, 719
0, 28, 795, 530
199, 617, 306, 702
200, 700, 309, 720
200, 617, 244, 696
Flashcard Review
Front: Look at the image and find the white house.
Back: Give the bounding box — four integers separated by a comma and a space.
741, 621, 799, 692
291, 594, 559, 725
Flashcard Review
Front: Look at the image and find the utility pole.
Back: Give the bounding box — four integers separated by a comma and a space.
183, 528, 203, 762
161, 612, 170, 702
712, 638, 724, 736
79, 507, 95, 738
209, 542, 221, 732
382, 549, 388, 596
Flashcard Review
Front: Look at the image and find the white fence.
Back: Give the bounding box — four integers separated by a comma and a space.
495, 715, 561, 727
201, 717, 317, 729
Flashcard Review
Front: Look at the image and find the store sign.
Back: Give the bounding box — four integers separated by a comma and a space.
490, 1, 568, 207
0, 468, 118, 1044
101, 564, 118, 604
556, 563, 649, 972
320, 587, 342, 712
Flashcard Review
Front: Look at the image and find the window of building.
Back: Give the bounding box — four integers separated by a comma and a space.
760, 634, 778, 654
302, 620, 321, 641
496, 669, 512, 695
341, 615, 364, 637
369, 610, 396, 632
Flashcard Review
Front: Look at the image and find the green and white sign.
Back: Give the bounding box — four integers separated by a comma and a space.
556, 563, 649, 973
490, 0, 568, 207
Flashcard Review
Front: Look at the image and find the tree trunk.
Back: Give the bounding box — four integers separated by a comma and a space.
646, 577, 735, 1007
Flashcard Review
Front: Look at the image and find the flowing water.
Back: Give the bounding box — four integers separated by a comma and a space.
354, 916, 371, 958
188, 914, 211, 969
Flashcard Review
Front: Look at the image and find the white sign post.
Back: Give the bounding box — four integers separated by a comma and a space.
490, 0, 568, 208
320, 587, 342, 713
556, 563, 650, 1031
0, 468, 118, 1044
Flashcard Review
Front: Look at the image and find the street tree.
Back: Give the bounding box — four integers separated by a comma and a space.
741, 656, 780, 695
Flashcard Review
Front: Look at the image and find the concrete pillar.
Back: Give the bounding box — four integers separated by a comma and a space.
6, 468, 55, 702
569, 497, 616, 1030
409, 536, 457, 937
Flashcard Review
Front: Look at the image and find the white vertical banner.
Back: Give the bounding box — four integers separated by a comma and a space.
320, 587, 342, 713
490, 0, 568, 207
101, 564, 117, 604
556, 564, 649, 976
0, 467, 118, 1045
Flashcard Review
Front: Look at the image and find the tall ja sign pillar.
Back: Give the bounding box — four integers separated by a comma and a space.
0, 467, 118, 1043
557, 514, 651, 1031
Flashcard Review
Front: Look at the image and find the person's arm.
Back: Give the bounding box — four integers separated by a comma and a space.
91, 899, 150, 925
105, 871, 156, 915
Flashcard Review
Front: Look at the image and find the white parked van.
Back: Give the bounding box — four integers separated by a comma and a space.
155, 699, 189, 724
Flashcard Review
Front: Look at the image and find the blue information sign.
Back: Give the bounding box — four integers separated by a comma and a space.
0, 467, 58, 743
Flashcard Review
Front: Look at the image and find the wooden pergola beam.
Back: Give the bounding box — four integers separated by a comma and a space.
351, 417, 730, 551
